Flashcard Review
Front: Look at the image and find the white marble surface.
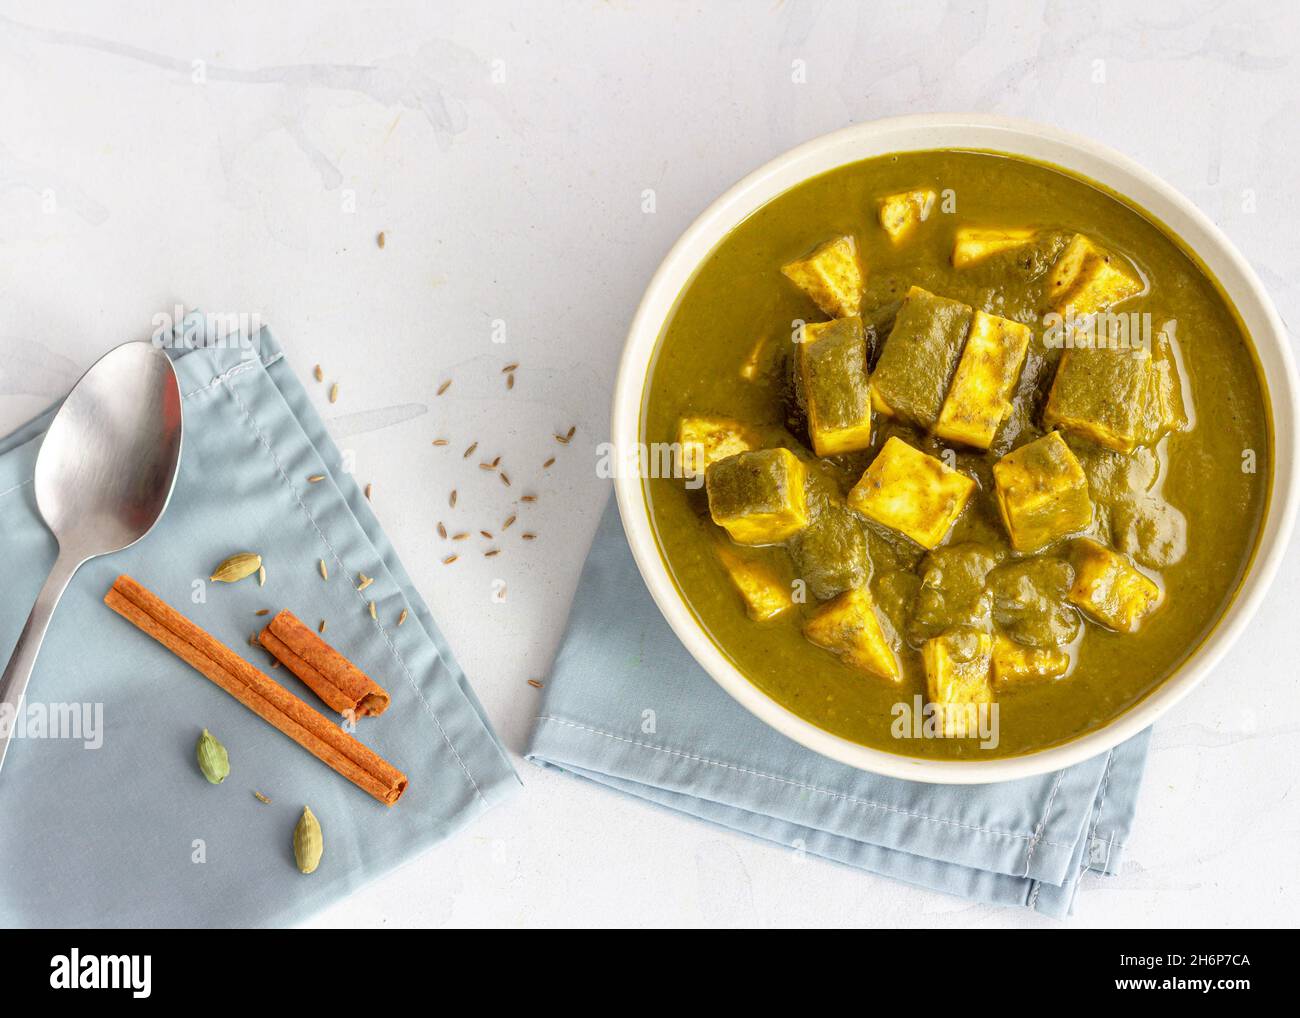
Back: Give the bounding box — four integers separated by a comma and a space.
2, 0, 1298, 928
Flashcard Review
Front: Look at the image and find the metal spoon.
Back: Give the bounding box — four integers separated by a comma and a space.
0, 340, 183, 775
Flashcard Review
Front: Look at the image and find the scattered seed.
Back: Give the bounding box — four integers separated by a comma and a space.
485, 548, 500, 557
254, 609, 270, 617
554, 432, 570, 444
500, 472, 511, 487
433, 438, 449, 447
329, 382, 339, 404
452, 532, 470, 541
507, 373, 515, 390
480, 530, 493, 539
442, 555, 459, 565
313, 364, 323, 382
319, 619, 327, 633
270, 659, 281, 670
258, 565, 267, 587
522, 532, 537, 540
543, 457, 556, 469
463, 441, 478, 458
368, 601, 377, 620
527, 679, 544, 689
501, 363, 518, 373
437, 380, 452, 396
248, 633, 258, 647
502, 515, 516, 531
397, 609, 408, 626
437, 521, 447, 538
479, 462, 496, 471
364, 482, 373, 501
307, 474, 325, 484
521, 494, 537, 503
490, 455, 501, 468
318, 559, 329, 580
450, 490, 458, 508
377, 230, 386, 249
254, 791, 272, 804
357, 573, 374, 591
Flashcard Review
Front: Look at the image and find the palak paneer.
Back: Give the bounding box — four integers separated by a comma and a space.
642, 150, 1270, 759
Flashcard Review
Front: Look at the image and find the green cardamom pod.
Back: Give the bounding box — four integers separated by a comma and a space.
196, 728, 229, 784
209, 552, 263, 583
294, 805, 323, 874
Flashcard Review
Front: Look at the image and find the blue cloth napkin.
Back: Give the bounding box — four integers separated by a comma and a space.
0, 322, 517, 927
527, 498, 1150, 917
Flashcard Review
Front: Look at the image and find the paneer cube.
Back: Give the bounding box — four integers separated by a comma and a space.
933, 310, 1032, 449
870, 285, 974, 428
714, 544, 793, 622
878, 188, 936, 244
780, 235, 864, 319
803, 587, 902, 682
951, 227, 1037, 269
1043, 337, 1182, 454
923, 628, 995, 738
677, 415, 759, 481
990, 635, 1071, 687
992, 431, 1093, 553
1066, 538, 1162, 633
847, 437, 977, 550
796, 317, 873, 455
1047, 234, 1143, 315
706, 448, 809, 545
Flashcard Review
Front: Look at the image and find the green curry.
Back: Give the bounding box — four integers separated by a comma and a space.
642, 149, 1270, 759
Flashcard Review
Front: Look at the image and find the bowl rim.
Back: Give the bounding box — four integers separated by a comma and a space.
610, 113, 1299, 783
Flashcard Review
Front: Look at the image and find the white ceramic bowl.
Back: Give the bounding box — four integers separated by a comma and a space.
611, 113, 1299, 783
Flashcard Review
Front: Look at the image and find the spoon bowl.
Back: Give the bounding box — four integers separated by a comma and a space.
0, 340, 183, 774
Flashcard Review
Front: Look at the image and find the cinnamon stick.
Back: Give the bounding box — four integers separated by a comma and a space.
258, 609, 390, 717
104, 575, 407, 806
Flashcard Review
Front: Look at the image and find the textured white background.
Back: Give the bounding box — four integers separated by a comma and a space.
2, 0, 1298, 928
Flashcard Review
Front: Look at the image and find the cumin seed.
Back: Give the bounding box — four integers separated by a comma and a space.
501, 363, 518, 373
254, 609, 269, 617
500, 472, 511, 487
329, 383, 339, 403
521, 532, 536, 540
437, 521, 447, 538
502, 515, 516, 530
527, 679, 543, 689
437, 379, 452, 396
543, 457, 556, 468
398, 609, 408, 626
433, 438, 449, 446
463, 441, 478, 458
442, 554, 459, 565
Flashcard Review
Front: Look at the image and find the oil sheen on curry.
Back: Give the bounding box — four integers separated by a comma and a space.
642, 150, 1269, 759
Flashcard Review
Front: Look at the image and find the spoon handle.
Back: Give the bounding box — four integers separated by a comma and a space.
0, 553, 81, 777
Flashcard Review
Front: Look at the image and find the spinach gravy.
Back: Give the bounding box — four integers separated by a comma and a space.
642, 150, 1270, 759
